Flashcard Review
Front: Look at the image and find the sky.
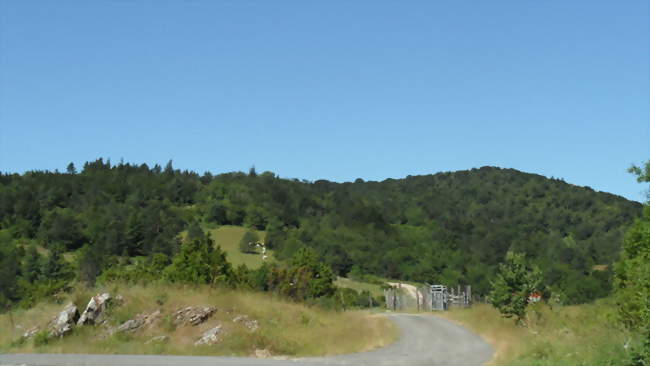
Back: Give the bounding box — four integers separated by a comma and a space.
1, 1, 648, 201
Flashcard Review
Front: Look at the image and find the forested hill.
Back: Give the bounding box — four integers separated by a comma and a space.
0, 160, 642, 305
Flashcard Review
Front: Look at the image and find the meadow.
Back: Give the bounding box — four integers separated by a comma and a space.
438, 300, 641, 366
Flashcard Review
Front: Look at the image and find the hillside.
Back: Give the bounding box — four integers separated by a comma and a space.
0, 160, 642, 310
0, 284, 396, 356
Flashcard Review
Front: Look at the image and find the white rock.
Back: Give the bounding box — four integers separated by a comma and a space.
172, 306, 216, 326
78, 293, 111, 325
194, 325, 223, 346
49, 303, 79, 337
255, 349, 272, 358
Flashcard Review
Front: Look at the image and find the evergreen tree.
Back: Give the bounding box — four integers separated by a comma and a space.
22, 245, 41, 283
239, 230, 259, 254
66, 162, 76, 174
164, 235, 233, 285
186, 220, 205, 242
43, 243, 68, 280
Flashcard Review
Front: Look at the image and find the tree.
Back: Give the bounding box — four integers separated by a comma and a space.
285, 247, 336, 300
43, 243, 70, 280
78, 243, 105, 286
66, 162, 77, 174
22, 245, 42, 283
0, 239, 20, 310
186, 220, 205, 242
163, 235, 233, 285
490, 251, 542, 325
239, 230, 259, 254
614, 161, 650, 363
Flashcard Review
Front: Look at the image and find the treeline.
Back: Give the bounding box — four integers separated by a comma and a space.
0, 159, 642, 309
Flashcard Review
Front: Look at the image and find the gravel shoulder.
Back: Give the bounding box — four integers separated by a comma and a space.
0, 314, 493, 366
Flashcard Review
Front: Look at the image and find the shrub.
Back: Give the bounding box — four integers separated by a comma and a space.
239, 230, 259, 254
490, 251, 542, 325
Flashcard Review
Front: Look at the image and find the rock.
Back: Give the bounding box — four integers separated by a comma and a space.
254, 349, 272, 358
194, 325, 223, 346
172, 306, 216, 326
145, 335, 169, 345
22, 326, 40, 339
233, 315, 259, 332
78, 293, 111, 326
49, 303, 79, 337
112, 310, 161, 334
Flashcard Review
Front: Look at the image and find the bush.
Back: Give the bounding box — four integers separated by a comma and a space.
239, 230, 259, 254
163, 234, 233, 285
490, 251, 542, 325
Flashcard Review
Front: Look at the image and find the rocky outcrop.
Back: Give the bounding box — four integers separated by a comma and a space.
49, 303, 79, 337
112, 310, 161, 334
78, 293, 111, 325
22, 326, 40, 339
233, 315, 259, 332
254, 349, 272, 358
172, 306, 216, 326
194, 325, 222, 346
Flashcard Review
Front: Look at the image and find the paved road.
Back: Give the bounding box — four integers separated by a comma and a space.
0, 314, 493, 366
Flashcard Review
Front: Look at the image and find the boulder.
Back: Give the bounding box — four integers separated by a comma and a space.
194, 325, 223, 346
113, 310, 161, 334
145, 335, 170, 345
254, 349, 272, 358
233, 315, 259, 332
78, 293, 111, 326
172, 306, 216, 326
49, 303, 79, 337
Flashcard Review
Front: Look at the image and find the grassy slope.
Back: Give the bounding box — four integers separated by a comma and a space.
0, 283, 397, 357
334, 277, 384, 298
437, 300, 640, 366
206, 226, 272, 269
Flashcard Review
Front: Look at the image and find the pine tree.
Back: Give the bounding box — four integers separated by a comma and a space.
22, 245, 41, 283
239, 230, 259, 254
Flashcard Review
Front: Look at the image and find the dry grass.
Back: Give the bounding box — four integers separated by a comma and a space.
437, 300, 639, 366
0, 283, 397, 357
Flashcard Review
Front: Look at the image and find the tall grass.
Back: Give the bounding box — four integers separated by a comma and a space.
0, 283, 397, 357
439, 299, 641, 366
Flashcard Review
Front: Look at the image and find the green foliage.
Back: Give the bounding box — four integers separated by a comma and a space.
614, 161, 650, 364
163, 235, 233, 285
32, 330, 50, 347
37, 208, 86, 250
0, 237, 20, 310
490, 251, 543, 325
97, 254, 170, 285
283, 247, 336, 301
0, 160, 643, 309
239, 230, 259, 254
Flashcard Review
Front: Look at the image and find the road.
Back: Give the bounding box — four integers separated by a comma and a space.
0, 314, 493, 366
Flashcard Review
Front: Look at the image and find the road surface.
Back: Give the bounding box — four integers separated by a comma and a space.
0, 314, 493, 366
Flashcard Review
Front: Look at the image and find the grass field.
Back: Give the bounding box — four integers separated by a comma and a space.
0, 283, 397, 357
335, 277, 385, 298
438, 300, 641, 366
205, 226, 272, 269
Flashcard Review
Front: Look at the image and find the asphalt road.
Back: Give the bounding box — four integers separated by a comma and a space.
0, 314, 493, 366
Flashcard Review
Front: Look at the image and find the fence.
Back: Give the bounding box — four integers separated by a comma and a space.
384, 283, 472, 311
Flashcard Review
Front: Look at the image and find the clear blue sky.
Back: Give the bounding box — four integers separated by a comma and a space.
1, 1, 648, 201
